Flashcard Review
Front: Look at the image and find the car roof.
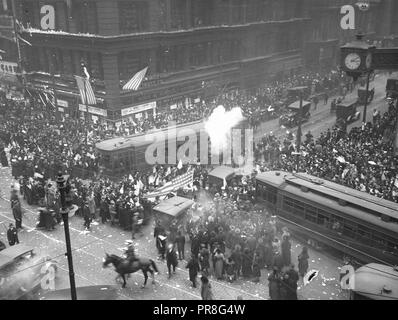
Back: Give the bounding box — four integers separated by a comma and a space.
0, 245, 34, 269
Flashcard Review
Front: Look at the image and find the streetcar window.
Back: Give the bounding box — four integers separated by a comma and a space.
342, 222, 357, 239
305, 204, 318, 224
282, 196, 304, 217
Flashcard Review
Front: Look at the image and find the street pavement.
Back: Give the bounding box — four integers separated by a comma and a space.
1, 72, 395, 300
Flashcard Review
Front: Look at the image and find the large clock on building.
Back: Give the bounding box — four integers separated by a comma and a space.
340, 34, 375, 77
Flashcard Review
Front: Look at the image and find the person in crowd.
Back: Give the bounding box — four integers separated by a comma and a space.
7, 223, 19, 246
213, 248, 225, 280
200, 275, 214, 300
82, 201, 92, 230
124, 240, 139, 267
252, 252, 261, 283
186, 254, 201, 288
281, 235, 292, 267
284, 264, 300, 300
157, 231, 167, 260
298, 246, 309, 278
175, 230, 186, 261
99, 196, 109, 224
166, 243, 178, 279
268, 267, 280, 300
131, 212, 139, 239
230, 244, 242, 279
11, 193, 22, 230
241, 247, 252, 278
199, 244, 210, 276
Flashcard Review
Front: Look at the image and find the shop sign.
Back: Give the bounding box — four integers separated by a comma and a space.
79, 104, 108, 117
121, 101, 156, 116
57, 99, 68, 108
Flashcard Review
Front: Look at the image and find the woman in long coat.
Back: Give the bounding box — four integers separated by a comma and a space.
241, 248, 252, 278
298, 246, 309, 277
213, 248, 225, 280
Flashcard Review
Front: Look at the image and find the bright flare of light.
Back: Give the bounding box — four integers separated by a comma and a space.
205, 105, 244, 150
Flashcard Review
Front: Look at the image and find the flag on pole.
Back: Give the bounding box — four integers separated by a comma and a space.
123, 66, 148, 91
17, 34, 32, 46
143, 170, 194, 198
75, 75, 96, 105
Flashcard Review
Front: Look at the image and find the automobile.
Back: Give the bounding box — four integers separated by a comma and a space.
335, 99, 361, 131
0, 245, 58, 300
279, 100, 311, 128
386, 78, 398, 99
357, 85, 375, 104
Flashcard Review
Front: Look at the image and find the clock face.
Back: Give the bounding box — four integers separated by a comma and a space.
366, 53, 372, 69
344, 53, 361, 70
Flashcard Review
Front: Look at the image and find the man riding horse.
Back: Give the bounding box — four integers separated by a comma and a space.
125, 240, 139, 267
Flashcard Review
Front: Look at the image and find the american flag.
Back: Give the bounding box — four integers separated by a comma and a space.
123, 66, 148, 91
144, 170, 194, 198
75, 75, 97, 105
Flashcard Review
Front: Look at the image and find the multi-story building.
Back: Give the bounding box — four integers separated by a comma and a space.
304, 0, 397, 69
4, 0, 396, 125
0, 0, 20, 92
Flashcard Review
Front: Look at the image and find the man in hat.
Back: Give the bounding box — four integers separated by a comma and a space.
166, 243, 178, 279
11, 190, 22, 230
83, 200, 92, 230
7, 223, 19, 246
124, 240, 139, 268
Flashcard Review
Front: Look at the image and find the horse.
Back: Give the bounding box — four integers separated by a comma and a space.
102, 253, 159, 288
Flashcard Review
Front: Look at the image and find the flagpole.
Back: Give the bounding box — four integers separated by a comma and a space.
50, 59, 59, 118
10, 0, 26, 97
83, 75, 88, 146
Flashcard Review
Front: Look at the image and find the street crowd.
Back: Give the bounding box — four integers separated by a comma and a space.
254, 100, 398, 203
0, 65, 394, 300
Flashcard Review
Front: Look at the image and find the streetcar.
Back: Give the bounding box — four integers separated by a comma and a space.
96, 119, 248, 176
255, 171, 398, 266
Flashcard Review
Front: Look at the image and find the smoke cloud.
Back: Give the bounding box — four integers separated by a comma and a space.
205, 105, 244, 151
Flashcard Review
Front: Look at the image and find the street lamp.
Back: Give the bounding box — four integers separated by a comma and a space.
56, 172, 77, 300
287, 86, 308, 172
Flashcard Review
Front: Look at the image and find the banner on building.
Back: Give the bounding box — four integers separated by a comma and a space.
121, 101, 156, 116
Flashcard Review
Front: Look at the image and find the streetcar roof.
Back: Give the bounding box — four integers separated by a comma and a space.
256, 171, 398, 230
209, 166, 235, 180
95, 120, 206, 152
281, 183, 398, 235
153, 196, 194, 217
353, 263, 398, 300
290, 172, 398, 215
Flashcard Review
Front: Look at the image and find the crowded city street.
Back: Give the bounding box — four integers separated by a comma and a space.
1, 0, 398, 304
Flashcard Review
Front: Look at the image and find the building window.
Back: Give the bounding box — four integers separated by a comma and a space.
119, 1, 149, 34
170, 0, 186, 29
190, 43, 207, 67
192, 0, 213, 27
74, 1, 98, 34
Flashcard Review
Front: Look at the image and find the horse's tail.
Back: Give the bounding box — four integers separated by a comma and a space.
150, 259, 159, 273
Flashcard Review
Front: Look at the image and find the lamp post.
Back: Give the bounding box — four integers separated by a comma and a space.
56, 172, 77, 300
288, 86, 308, 172
362, 70, 371, 123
